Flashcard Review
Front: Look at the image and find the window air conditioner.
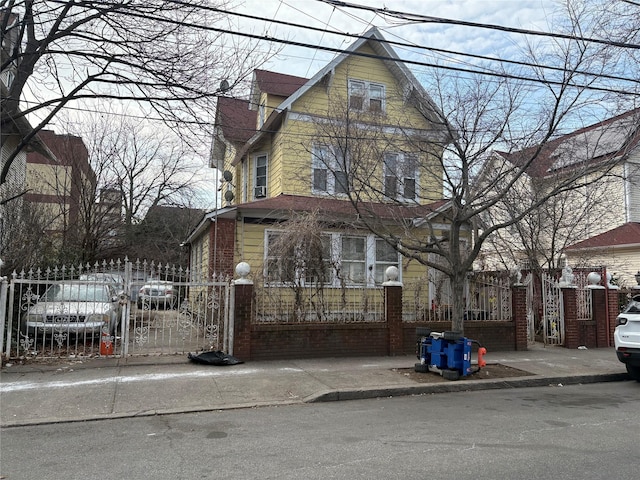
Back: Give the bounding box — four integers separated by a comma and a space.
254, 186, 266, 198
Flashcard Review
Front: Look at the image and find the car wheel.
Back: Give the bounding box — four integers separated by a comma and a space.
626, 364, 640, 382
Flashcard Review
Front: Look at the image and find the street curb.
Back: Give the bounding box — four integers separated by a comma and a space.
304, 373, 631, 403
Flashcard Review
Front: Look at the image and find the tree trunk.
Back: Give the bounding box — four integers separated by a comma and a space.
449, 273, 466, 335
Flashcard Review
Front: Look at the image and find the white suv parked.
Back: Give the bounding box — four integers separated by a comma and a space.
614, 294, 640, 381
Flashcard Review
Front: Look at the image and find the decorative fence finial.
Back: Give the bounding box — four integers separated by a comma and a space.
235, 262, 252, 285
558, 265, 575, 287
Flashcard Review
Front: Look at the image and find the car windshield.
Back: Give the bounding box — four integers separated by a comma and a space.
623, 295, 640, 313
42, 284, 111, 302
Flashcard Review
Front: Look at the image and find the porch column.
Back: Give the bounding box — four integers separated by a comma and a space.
383, 267, 403, 356
511, 284, 528, 351
232, 262, 253, 360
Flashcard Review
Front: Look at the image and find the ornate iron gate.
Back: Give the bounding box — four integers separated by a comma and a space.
1, 260, 232, 359
542, 272, 564, 345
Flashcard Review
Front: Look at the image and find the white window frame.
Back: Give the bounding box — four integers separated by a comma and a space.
384, 152, 418, 200
264, 230, 401, 287
348, 79, 386, 113
311, 145, 350, 195
253, 153, 268, 199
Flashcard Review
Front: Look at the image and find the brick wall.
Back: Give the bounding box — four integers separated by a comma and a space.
400, 322, 516, 355
248, 323, 389, 360
232, 278, 523, 361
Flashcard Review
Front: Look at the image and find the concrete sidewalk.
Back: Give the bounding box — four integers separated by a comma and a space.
0, 345, 630, 427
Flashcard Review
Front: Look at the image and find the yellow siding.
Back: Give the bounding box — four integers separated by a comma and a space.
257, 43, 445, 203
566, 247, 640, 288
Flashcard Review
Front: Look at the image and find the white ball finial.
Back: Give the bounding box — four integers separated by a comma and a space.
385, 266, 399, 282
235, 262, 252, 284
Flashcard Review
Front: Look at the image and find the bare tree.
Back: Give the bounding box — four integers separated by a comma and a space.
0, 199, 59, 273
308, 0, 639, 334
67, 113, 204, 258
480, 170, 630, 273
1, 0, 276, 186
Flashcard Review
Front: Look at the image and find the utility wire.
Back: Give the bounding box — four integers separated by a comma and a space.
319, 0, 640, 50
157, 0, 639, 86
96, 7, 640, 97
38, 0, 640, 94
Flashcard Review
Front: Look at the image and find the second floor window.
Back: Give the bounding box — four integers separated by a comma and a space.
384, 153, 417, 200
312, 145, 350, 195
254, 154, 268, 198
349, 79, 385, 113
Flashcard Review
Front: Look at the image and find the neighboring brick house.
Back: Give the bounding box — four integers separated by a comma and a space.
186, 27, 463, 306
25, 130, 96, 241
478, 108, 640, 273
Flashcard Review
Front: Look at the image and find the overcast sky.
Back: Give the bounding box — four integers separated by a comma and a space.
233, 0, 564, 81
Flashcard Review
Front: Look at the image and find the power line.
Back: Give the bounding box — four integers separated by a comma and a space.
157, 0, 639, 86
37, 0, 640, 96
319, 0, 640, 50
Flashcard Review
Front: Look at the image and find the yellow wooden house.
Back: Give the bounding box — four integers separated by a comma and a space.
186, 27, 460, 316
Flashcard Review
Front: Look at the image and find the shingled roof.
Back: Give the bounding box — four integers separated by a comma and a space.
566, 222, 640, 250
497, 108, 640, 178
235, 193, 449, 221
252, 69, 309, 98
215, 97, 257, 145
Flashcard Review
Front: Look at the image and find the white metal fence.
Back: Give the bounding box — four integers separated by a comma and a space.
1, 259, 232, 359
254, 280, 385, 323
403, 272, 512, 323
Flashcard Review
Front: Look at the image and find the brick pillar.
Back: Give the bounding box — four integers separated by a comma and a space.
590, 287, 609, 348
232, 283, 253, 360
209, 218, 236, 278
511, 285, 528, 351
606, 288, 620, 348
385, 283, 403, 356
562, 287, 579, 349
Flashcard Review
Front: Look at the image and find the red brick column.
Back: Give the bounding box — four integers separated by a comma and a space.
385, 284, 403, 356
562, 287, 579, 349
590, 287, 609, 348
511, 285, 528, 351
209, 218, 236, 277
232, 282, 254, 360
606, 288, 620, 348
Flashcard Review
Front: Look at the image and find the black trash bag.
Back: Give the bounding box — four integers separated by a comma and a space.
188, 350, 244, 366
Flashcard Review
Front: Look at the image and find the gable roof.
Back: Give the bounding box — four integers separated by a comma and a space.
215, 96, 257, 145
497, 108, 640, 178
566, 222, 640, 250
240, 27, 450, 156
279, 26, 445, 126
251, 69, 308, 100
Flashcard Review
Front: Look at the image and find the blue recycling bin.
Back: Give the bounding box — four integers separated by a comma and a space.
415, 330, 485, 380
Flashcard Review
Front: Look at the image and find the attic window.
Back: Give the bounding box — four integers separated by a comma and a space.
348, 79, 385, 113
